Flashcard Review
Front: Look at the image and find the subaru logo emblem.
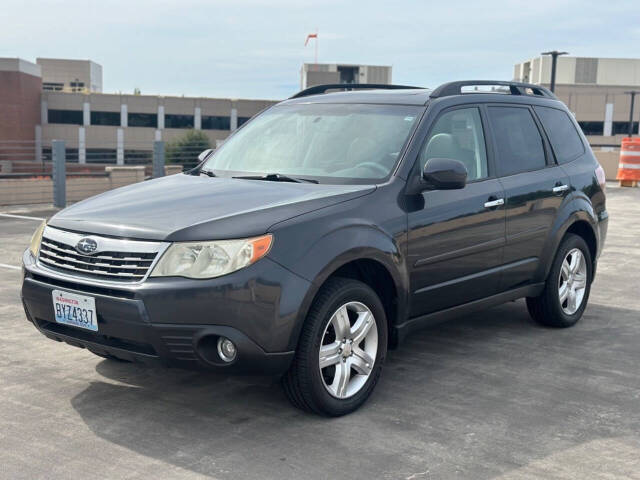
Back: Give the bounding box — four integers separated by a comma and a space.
76, 238, 98, 255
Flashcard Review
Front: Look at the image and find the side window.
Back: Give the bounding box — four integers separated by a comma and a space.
419, 107, 488, 181
487, 106, 546, 176
534, 106, 585, 164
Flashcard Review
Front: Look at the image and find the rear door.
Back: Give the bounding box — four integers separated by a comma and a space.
486, 104, 571, 291
407, 105, 506, 317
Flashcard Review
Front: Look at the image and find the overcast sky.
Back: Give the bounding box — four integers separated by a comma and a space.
3, 0, 640, 100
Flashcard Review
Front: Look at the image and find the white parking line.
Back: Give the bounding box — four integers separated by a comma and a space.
0, 213, 45, 221
0, 263, 21, 271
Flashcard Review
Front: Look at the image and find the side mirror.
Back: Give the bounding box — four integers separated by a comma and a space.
421, 158, 467, 190
198, 149, 214, 162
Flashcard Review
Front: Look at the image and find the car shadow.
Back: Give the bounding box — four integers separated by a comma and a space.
71, 299, 640, 479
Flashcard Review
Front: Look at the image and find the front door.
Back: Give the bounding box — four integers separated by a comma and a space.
407, 106, 506, 317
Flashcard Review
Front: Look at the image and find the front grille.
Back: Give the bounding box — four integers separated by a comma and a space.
37, 226, 168, 282
39, 238, 155, 279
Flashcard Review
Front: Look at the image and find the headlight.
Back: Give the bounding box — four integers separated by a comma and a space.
150, 234, 273, 279
29, 220, 46, 257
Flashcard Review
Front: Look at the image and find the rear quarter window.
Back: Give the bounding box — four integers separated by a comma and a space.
534, 106, 585, 164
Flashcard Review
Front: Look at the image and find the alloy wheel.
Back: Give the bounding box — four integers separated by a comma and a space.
558, 248, 588, 315
318, 301, 378, 399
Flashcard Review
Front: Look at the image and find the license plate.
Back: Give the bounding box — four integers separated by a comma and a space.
52, 289, 98, 332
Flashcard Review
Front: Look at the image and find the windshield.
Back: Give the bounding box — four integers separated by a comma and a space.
202, 103, 422, 184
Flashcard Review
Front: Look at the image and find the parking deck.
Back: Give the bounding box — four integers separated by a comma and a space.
1, 185, 639, 480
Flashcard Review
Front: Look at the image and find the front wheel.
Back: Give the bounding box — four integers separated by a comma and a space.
283, 277, 388, 416
526, 233, 592, 328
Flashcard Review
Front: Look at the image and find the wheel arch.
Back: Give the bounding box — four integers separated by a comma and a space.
565, 221, 597, 265
539, 197, 599, 281
328, 257, 402, 348
284, 243, 409, 352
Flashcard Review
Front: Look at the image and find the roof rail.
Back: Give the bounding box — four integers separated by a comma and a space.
430, 80, 556, 99
290, 83, 424, 99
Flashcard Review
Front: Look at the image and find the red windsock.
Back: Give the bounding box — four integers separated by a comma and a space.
305, 33, 318, 46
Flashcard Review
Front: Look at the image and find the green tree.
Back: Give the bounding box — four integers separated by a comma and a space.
165, 130, 212, 166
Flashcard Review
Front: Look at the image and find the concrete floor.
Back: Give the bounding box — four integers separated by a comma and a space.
1, 185, 639, 480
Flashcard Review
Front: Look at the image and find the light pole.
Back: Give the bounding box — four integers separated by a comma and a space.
624, 91, 640, 138
541, 51, 568, 93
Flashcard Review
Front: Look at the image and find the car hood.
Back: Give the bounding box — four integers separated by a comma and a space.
48, 173, 375, 241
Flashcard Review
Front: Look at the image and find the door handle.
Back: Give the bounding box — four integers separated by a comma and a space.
552, 184, 570, 193
484, 198, 505, 208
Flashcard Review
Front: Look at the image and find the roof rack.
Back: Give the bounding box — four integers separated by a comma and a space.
290, 83, 424, 99
429, 80, 556, 99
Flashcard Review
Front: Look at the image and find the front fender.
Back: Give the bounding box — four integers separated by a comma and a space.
281, 223, 405, 284
275, 224, 409, 351
268, 189, 409, 350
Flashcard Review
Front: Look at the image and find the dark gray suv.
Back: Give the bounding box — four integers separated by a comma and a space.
22, 81, 608, 416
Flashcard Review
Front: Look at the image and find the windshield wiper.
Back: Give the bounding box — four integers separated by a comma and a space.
199, 169, 217, 177
232, 173, 318, 184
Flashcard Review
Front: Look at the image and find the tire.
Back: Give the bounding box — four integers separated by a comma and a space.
283, 277, 388, 416
526, 233, 592, 328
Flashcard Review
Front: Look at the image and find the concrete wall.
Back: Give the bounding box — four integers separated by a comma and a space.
43, 124, 231, 149
515, 56, 640, 87
555, 57, 577, 84
0, 165, 179, 206
301, 63, 393, 89
513, 57, 640, 146
551, 84, 640, 144
555, 84, 637, 120
2, 57, 276, 166
512, 57, 640, 146
39, 91, 277, 158
596, 58, 640, 86
594, 149, 621, 180
88, 92, 121, 111
305, 71, 340, 87
364, 65, 392, 84
36, 58, 102, 92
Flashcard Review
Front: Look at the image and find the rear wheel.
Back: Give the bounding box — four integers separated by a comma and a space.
283, 277, 388, 416
526, 233, 592, 328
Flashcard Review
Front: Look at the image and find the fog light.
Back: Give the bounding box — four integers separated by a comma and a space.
217, 337, 237, 362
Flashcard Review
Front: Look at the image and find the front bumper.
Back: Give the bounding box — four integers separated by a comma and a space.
21, 250, 311, 375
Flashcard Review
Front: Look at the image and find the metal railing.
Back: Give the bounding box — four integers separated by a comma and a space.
0, 138, 207, 170
0, 139, 205, 207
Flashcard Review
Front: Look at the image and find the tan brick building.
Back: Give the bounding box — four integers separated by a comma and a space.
0, 58, 42, 143
0, 57, 277, 166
